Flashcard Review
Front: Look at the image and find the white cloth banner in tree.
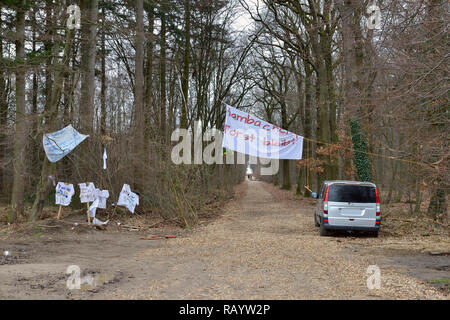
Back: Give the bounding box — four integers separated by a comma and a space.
43, 125, 89, 163
222, 104, 304, 159
117, 184, 139, 214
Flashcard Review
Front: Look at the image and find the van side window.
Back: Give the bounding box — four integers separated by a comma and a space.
319, 184, 325, 199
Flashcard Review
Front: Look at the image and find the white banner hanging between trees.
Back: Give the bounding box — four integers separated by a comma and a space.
43, 125, 89, 163
222, 104, 304, 160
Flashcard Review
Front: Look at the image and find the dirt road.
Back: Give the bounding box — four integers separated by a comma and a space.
0, 180, 448, 299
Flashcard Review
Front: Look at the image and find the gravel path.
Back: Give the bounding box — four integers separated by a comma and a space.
1, 180, 447, 299
111, 180, 447, 299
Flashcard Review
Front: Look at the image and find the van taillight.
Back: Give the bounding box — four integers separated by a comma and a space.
323, 186, 329, 214
375, 187, 381, 216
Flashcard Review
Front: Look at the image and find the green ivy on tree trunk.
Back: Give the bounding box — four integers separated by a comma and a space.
350, 120, 371, 182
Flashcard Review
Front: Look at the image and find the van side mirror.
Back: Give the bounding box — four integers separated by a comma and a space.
311, 192, 318, 199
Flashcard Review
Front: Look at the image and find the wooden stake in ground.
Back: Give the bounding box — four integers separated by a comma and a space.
56, 205, 62, 220
108, 204, 117, 221
87, 202, 90, 225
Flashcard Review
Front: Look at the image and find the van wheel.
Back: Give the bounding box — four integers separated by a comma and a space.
319, 217, 330, 236
314, 213, 320, 227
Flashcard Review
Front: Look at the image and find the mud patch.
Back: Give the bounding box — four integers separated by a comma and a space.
76, 269, 124, 292
429, 278, 450, 293
15, 269, 124, 299
17, 273, 67, 291
380, 250, 450, 293
0, 248, 29, 265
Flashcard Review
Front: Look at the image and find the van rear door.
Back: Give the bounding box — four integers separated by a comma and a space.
327, 184, 377, 227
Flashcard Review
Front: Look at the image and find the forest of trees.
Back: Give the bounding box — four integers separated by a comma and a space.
0, 0, 448, 225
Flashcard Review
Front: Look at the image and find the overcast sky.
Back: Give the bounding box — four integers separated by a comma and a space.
231, 0, 258, 32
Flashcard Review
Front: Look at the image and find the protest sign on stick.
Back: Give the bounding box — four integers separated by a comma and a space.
55, 182, 74, 220
57, 205, 62, 220
79, 182, 95, 225
117, 184, 140, 214
94, 189, 109, 209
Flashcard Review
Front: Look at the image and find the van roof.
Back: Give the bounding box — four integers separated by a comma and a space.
324, 180, 376, 187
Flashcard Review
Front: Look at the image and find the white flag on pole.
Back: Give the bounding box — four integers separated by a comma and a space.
103, 148, 107, 170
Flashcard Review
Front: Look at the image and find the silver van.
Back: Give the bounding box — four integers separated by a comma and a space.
312, 180, 381, 237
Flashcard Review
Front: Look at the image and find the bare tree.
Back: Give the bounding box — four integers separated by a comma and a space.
9, 1, 27, 223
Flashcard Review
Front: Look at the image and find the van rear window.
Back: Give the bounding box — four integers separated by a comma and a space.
328, 185, 376, 203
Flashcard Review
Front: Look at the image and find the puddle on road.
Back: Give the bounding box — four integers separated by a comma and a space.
2, 249, 27, 257
79, 272, 116, 291
16, 270, 120, 295
0, 248, 28, 265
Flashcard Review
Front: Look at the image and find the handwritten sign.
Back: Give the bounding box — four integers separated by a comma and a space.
55, 182, 75, 206
79, 182, 95, 203
117, 184, 139, 214
222, 104, 303, 159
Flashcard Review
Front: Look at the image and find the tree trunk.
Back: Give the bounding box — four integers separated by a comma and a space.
29, 24, 76, 221
324, 32, 338, 180
315, 69, 328, 187
75, 0, 98, 187
144, 3, 154, 149
337, 0, 371, 182
44, 0, 53, 124
134, 0, 145, 189
427, 178, 447, 222
80, 0, 98, 135
413, 179, 422, 214
30, 7, 39, 182
425, 0, 447, 222
0, 9, 8, 194
280, 98, 291, 190
100, 2, 107, 136
180, 0, 190, 129
9, 3, 27, 223
303, 62, 313, 197
159, 9, 167, 141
